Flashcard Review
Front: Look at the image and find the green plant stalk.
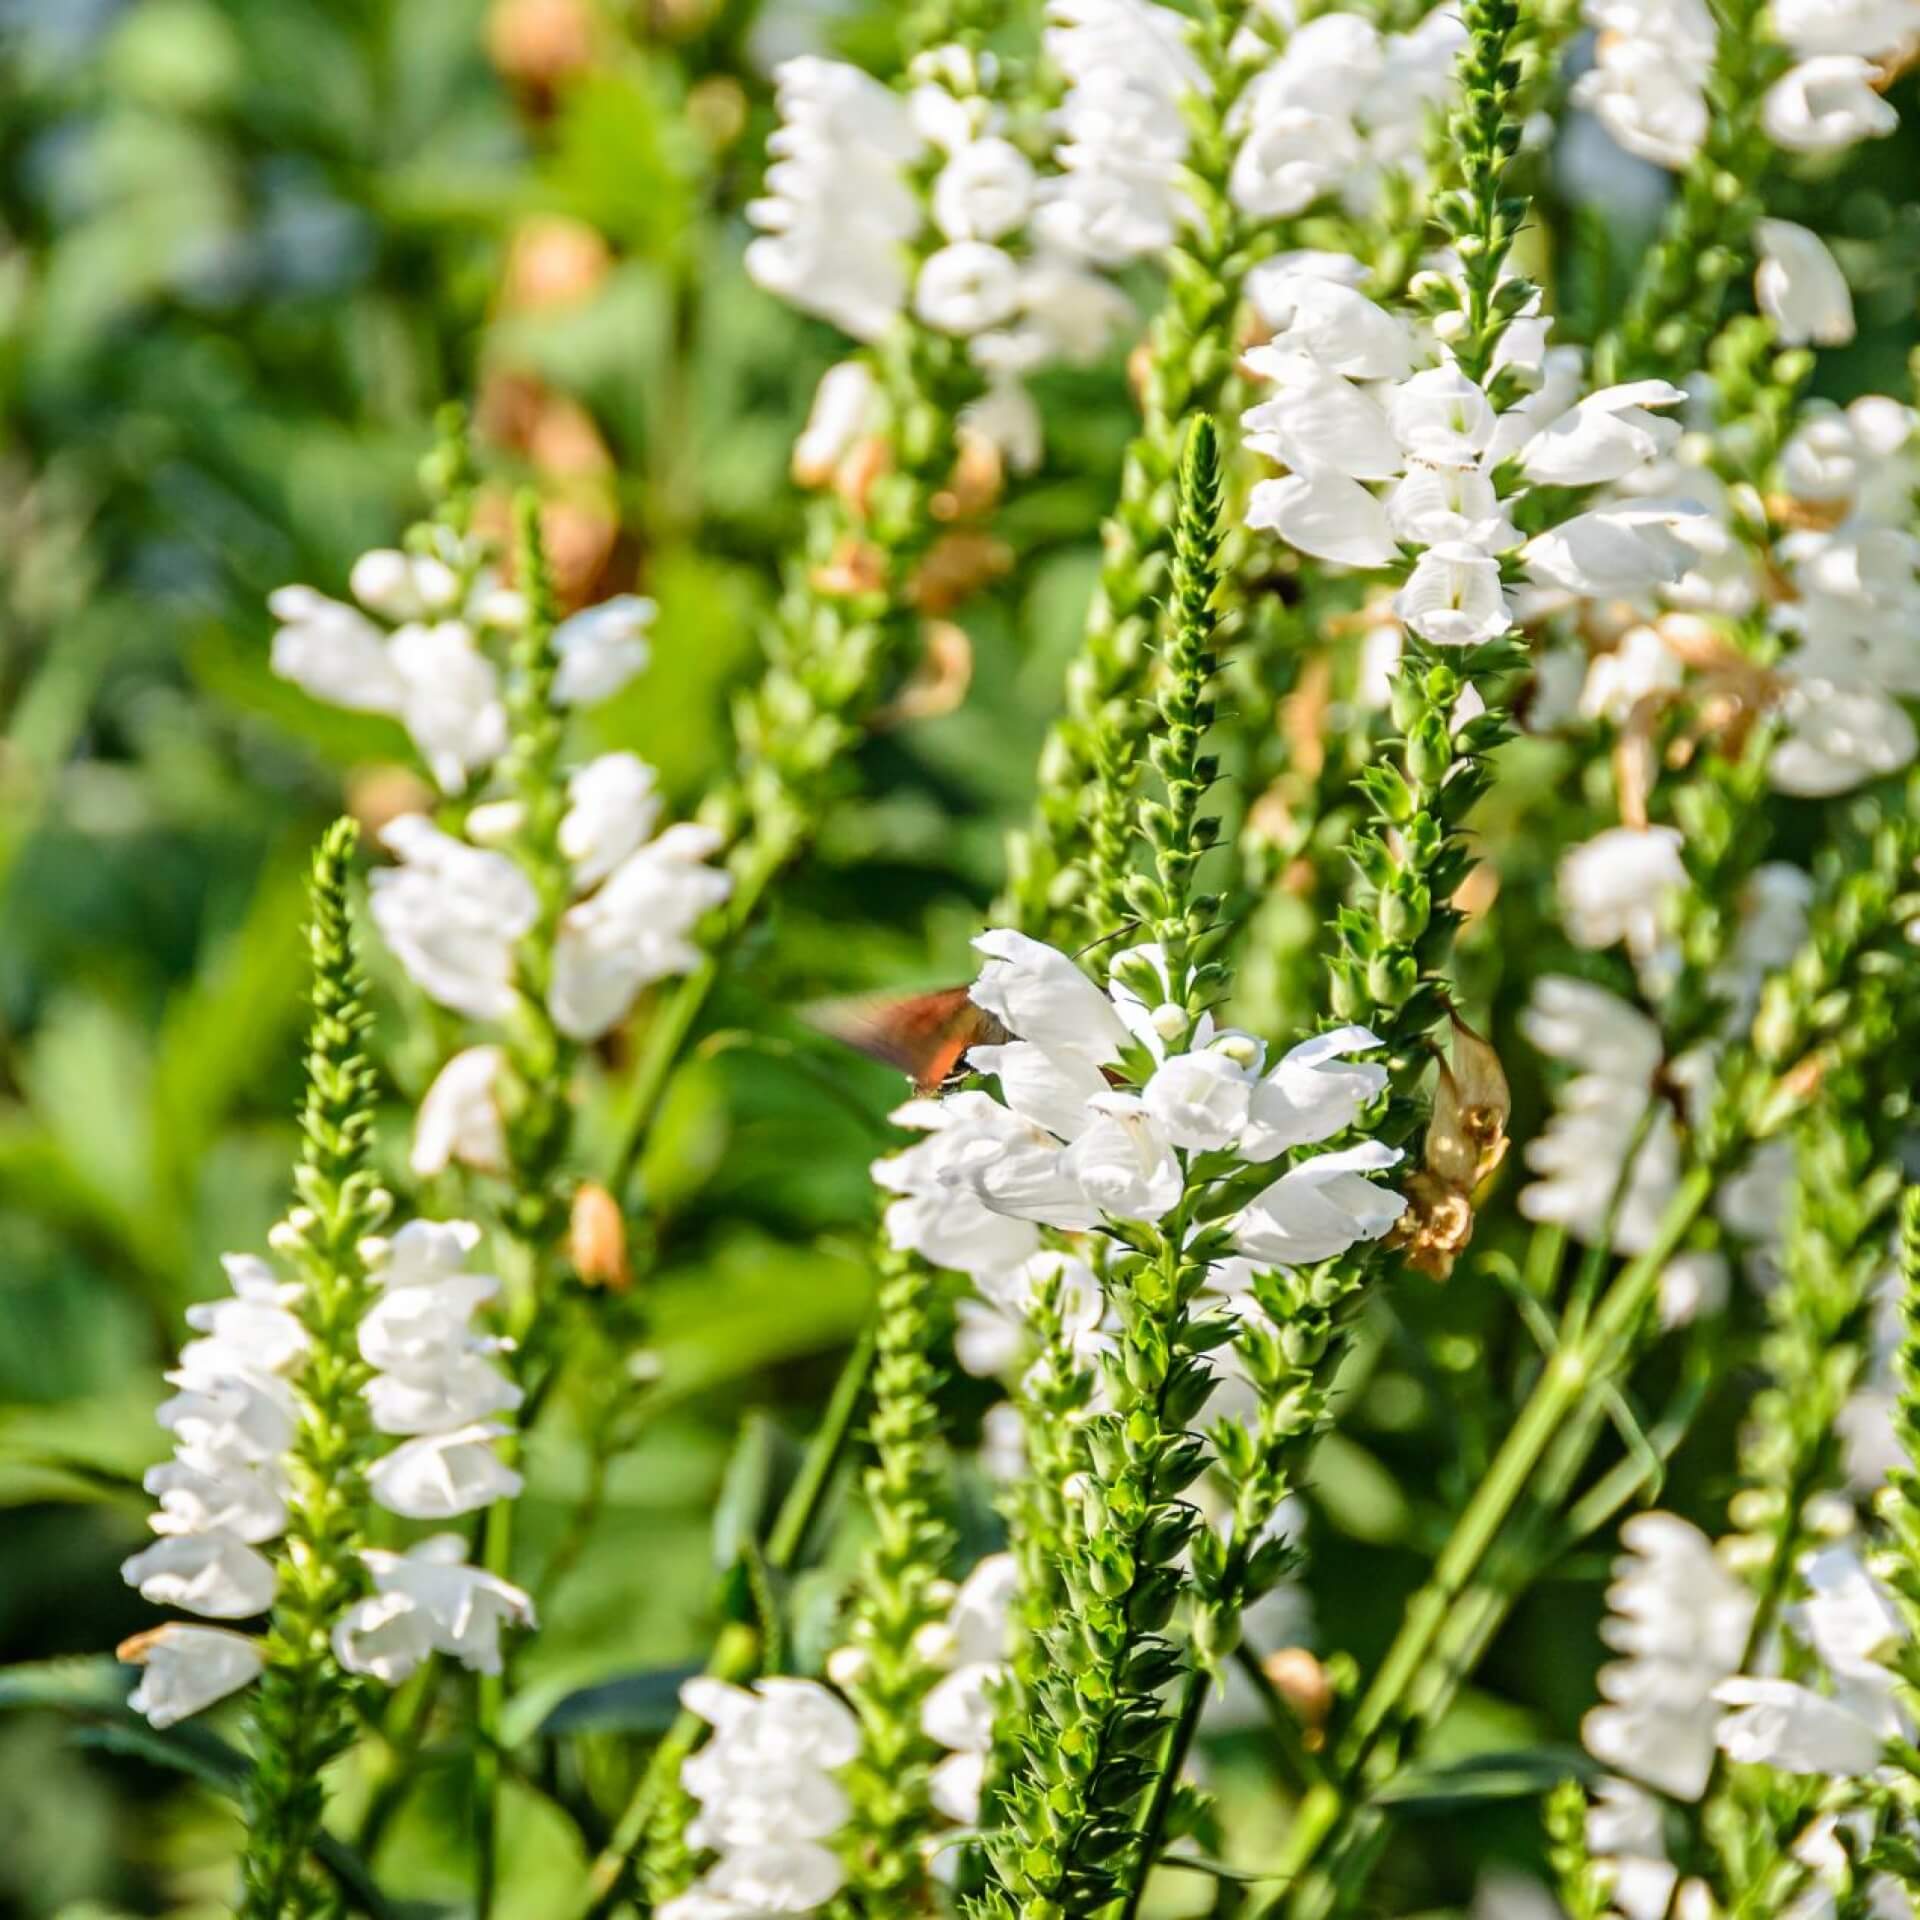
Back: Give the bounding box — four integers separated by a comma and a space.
838, 1247, 958, 1912
1262, 1168, 1712, 1916
1269, 791, 1920, 1914
998, 0, 1256, 943
471, 494, 579, 1917
1878, 1189, 1920, 1682
570, 1325, 881, 1920
1594, 0, 1782, 385
1666, 1051, 1913, 1909
238, 820, 389, 1920
603, 322, 973, 1200
976, 1218, 1217, 1919
972, 1256, 1101, 1892
1115, 1667, 1209, 1920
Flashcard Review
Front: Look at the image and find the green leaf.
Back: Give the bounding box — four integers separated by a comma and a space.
2, 1658, 395, 1917
1371, 1745, 1598, 1813
534, 1661, 705, 1738
710, 1410, 801, 1574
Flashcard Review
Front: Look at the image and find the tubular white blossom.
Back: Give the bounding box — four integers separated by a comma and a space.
661, 1676, 861, 1919
1582, 1511, 1755, 1800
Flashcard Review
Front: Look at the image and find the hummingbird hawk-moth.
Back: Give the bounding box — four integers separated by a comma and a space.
800, 987, 1009, 1095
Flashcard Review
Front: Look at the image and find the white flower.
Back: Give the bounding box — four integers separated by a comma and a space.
143, 1455, 287, 1544
268, 586, 405, 711
1247, 261, 1417, 379
1712, 1676, 1887, 1775
948, 1552, 1018, 1664
914, 242, 1025, 335
1141, 1039, 1263, 1151
1394, 543, 1511, 647
1386, 466, 1517, 550
549, 824, 733, 1041
120, 1624, 264, 1728
333, 1536, 535, 1683
349, 548, 462, 620
1521, 501, 1700, 597
922, 1661, 1000, 1753
874, 1095, 1045, 1281
687, 1844, 846, 1913
792, 361, 879, 486
1518, 381, 1687, 487
270, 587, 507, 794
1770, 671, 1919, 797
667, 1675, 858, 1915
561, 752, 664, 889
1581, 626, 1685, 724
371, 816, 538, 1021
1386, 365, 1497, 469
1754, 219, 1856, 347
1518, 977, 1688, 1255
1238, 1026, 1389, 1162
1247, 471, 1399, 569
1571, 3, 1715, 170
1582, 1511, 1754, 1799
746, 57, 923, 341
1231, 1141, 1407, 1267
933, 137, 1035, 241
552, 595, 654, 707
366, 1421, 524, 1520
157, 1369, 299, 1469
1558, 825, 1685, 955
1056, 1093, 1183, 1223
412, 1046, 509, 1178
121, 1529, 278, 1620
955, 1249, 1102, 1378
969, 929, 1130, 1066
1230, 105, 1359, 219
1240, 350, 1402, 482
1772, 0, 1920, 56
930, 1749, 988, 1825
1763, 56, 1899, 153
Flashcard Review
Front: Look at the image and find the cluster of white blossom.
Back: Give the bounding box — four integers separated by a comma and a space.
874, 929, 1404, 1283
272, 543, 650, 794
747, 45, 1134, 477
1576, 0, 1914, 173
119, 1220, 531, 1727
1043, 2, 1464, 259
1581, 1512, 1916, 1918
914, 1552, 1019, 1829
273, 549, 728, 1055
372, 750, 730, 1048
768, 5, 1471, 487
1224, 7, 1465, 223
1536, 383, 1920, 804
1240, 254, 1702, 643
1516, 845, 1813, 1324
659, 1676, 861, 1920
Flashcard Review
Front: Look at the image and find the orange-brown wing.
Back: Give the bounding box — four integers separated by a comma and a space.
800, 988, 1008, 1094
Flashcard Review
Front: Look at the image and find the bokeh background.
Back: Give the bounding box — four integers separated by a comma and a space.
2, 3, 1918, 1915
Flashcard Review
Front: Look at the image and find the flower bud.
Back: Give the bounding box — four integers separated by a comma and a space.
570, 1183, 632, 1291
1263, 1646, 1334, 1740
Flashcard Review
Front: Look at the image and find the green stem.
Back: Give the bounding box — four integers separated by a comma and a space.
999, 0, 1256, 941
1115, 1667, 1209, 1920
1594, 0, 1782, 385
1268, 1168, 1714, 1902
567, 1324, 880, 1920
238, 821, 387, 1920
